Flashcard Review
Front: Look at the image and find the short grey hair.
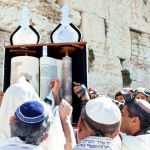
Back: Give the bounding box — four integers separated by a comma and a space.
10, 116, 50, 145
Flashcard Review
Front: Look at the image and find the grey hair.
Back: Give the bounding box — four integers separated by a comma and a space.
10, 117, 50, 145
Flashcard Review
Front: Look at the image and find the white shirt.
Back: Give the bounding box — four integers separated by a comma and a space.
121, 134, 150, 150
73, 135, 122, 150
0, 137, 42, 150
0, 76, 40, 144
39, 95, 66, 150
0, 76, 65, 150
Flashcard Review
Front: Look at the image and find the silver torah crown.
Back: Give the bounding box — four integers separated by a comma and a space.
50, 4, 82, 43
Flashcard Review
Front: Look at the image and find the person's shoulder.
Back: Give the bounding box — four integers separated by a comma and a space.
73, 136, 121, 150
121, 133, 150, 150
35, 147, 45, 150
135, 134, 150, 147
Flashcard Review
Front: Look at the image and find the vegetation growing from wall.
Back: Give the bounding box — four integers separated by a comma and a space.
121, 69, 132, 87
88, 47, 95, 71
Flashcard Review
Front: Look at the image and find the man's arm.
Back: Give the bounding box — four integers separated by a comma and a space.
50, 78, 62, 105
73, 82, 90, 108
59, 100, 76, 150
51, 79, 76, 149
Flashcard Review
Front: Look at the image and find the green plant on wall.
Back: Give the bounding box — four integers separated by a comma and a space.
88, 47, 95, 71
121, 69, 132, 87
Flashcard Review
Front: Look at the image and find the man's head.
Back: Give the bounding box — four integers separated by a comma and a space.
115, 88, 133, 103
77, 97, 121, 142
115, 91, 125, 103
121, 97, 150, 135
10, 100, 50, 145
134, 87, 150, 101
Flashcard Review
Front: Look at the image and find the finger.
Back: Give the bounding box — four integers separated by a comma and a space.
73, 87, 79, 91
74, 85, 82, 90
88, 87, 95, 92
50, 79, 55, 87
73, 82, 81, 86
59, 104, 64, 111
73, 81, 78, 85
74, 89, 81, 94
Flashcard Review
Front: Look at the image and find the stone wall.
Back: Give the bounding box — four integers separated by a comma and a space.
0, 0, 150, 96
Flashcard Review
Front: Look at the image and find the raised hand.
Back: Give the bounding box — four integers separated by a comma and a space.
59, 100, 73, 121
50, 78, 62, 105
73, 82, 90, 101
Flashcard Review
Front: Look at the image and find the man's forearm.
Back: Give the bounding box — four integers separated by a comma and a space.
61, 119, 76, 150
52, 91, 62, 105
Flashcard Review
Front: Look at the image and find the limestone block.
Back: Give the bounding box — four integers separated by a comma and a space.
81, 12, 105, 55
104, 0, 131, 59
131, 31, 150, 64
130, 0, 150, 33
70, 9, 81, 27
88, 55, 123, 96
106, 26, 131, 59
122, 60, 150, 90
72, 0, 107, 18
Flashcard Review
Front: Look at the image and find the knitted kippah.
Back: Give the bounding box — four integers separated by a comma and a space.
15, 101, 48, 124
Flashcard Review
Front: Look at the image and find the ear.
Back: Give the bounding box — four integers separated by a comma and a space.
132, 116, 140, 126
132, 116, 141, 129
41, 133, 48, 142
112, 129, 120, 139
77, 117, 84, 133
129, 117, 140, 135
9, 115, 15, 123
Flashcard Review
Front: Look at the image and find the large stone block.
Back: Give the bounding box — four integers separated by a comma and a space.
123, 60, 150, 90
72, 0, 106, 17
81, 12, 106, 55
88, 55, 123, 97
